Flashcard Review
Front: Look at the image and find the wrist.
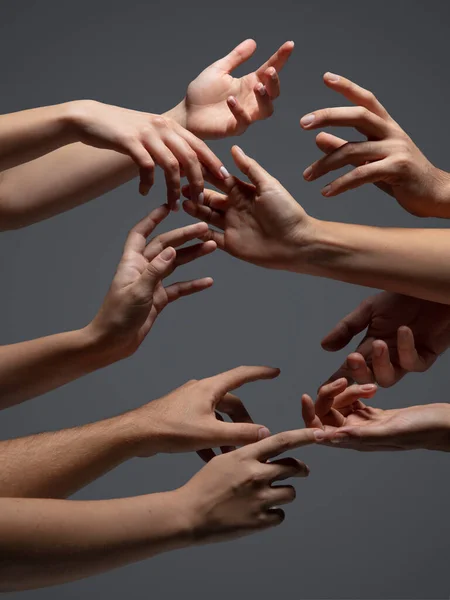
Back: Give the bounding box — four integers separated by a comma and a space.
428, 168, 450, 219
163, 101, 187, 131
63, 99, 100, 141
76, 324, 126, 370
422, 403, 450, 452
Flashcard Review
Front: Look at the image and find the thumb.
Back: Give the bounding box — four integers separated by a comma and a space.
215, 421, 271, 446
325, 424, 389, 447
135, 246, 176, 298
321, 300, 372, 352
231, 145, 272, 191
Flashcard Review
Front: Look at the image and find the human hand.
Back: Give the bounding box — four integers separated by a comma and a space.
69, 100, 226, 207
166, 39, 294, 140
320, 292, 450, 388
88, 205, 215, 360
178, 427, 315, 543
124, 365, 279, 458
300, 73, 450, 217
182, 145, 313, 270
302, 381, 450, 452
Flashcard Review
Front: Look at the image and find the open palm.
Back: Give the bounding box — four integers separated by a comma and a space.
321, 292, 450, 387
178, 39, 294, 139
182, 145, 309, 270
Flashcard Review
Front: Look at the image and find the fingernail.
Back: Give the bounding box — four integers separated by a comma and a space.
198, 192, 204, 205
220, 166, 230, 179
234, 146, 245, 157
332, 379, 343, 388
325, 72, 340, 83
348, 359, 359, 371
301, 113, 315, 127
322, 184, 332, 196
160, 246, 175, 261
258, 427, 271, 440
362, 384, 376, 391
373, 345, 383, 358
257, 83, 266, 96
303, 166, 313, 180
173, 199, 181, 212
314, 430, 326, 441
331, 433, 349, 444
227, 96, 237, 107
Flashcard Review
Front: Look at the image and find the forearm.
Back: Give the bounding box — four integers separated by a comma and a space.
0, 492, 191, 591
0, 326, 115, 409
0, 414, 137, 498
296, 219, 450, 305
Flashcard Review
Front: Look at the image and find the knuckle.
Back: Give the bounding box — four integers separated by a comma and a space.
151, 115, 168, 129
165, 157, 180, 173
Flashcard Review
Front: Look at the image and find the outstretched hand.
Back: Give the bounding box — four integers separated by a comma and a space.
168, 39, 294, 140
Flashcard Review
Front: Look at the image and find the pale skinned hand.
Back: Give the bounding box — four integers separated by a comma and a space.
300, 72, 450, 217
302, 381, 450, 452
320, 292, 450, 388
126, 365, 280, 458
70, 101, 226, 207
179, 427, 316, 543
88, 205, 216, 359
168, 39, 294, 140
182, 145, 312, 270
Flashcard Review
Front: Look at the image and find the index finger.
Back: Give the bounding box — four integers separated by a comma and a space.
247, 428, 317, 462
322, 72, 390, 120
204, 365, 280, 397
256, 41, 294, 77
123, 205, 170, 253
174, 124, 228, 182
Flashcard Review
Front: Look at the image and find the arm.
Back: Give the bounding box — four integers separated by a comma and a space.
0, 365, 277, 499
184, 146, 450, 305
0, 206, 215, 409
0, 39, 292, 228
0, 429, 315, 591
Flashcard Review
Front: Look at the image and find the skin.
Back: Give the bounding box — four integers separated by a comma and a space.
0, 365, 278, 499
320, 292, 450, 388
0, 428, 315, 591
301, 380, 450, 452
300, 72, 450, 218
0, 206, 216, 409
0, 39, 293, 228
183, 146, 450, 305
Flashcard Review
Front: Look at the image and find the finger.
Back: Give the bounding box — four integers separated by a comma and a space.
371, 340, 399, 387
144, 222, 209, 261
301, 394, 324, 429
320, 158, 394, 197
165, 277, 214, 304
183, 186, 229, 211
227, 96, 252, 133
231, 145, 272, 190
315, 378, 349, 418
249, 428, 317, 462
164, 132, 204, 203
145, 138, 181, 210
197, 448, 216, 463
216, 393, 253, 424
173, 124, 228, 183
256, 40, 294, 76
303, 141, 386, 182
123, 205, 170, 253
321, 423, 392, 448
182, 199, 225, 231
316, 131, 348, 154
136, 246, 177, 298
214, 412, 235, 455
254, 81, 275, 119
264, 457, 310, 482
300, 106, 391, 139
259, 508, 285, 529
321, 299, 373, 351
397, 326, 425, 372
263, 485, 296, 508
205, 365, 280, 397
322, 72, 390, 119
331, 382, 378, 411
215, 38, 257, 73
346, 353, 375, 384
214, 420, 271, 447
262, 67, 280, 99
174, 240, 217, 266
138, 164, 155, 197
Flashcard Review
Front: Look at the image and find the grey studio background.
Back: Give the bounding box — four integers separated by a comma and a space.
0, 1, 448, 599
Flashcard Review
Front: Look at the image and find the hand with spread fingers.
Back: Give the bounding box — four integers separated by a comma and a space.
300, 72, 450, 218
320, 292, 450, 388
182, 145, 311, 270
89, 204, 216, 360
302, 381, 450, 452
166, 39, 294, 140
127, 365, 279, 458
